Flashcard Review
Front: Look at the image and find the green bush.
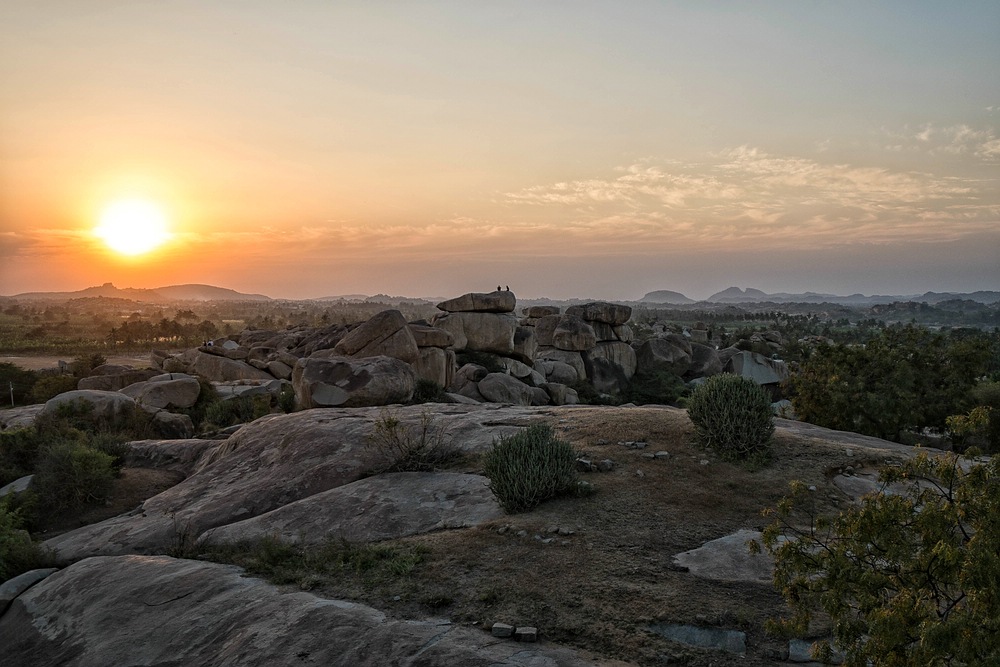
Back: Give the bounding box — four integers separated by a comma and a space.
686, 373, 774, 463
0, 497, 53, 581
482, 424, 579, 513
278, 384, 297, 413
0, 428, 44, 487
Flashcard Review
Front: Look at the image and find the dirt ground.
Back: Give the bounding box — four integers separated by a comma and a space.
35, 407, 906, 665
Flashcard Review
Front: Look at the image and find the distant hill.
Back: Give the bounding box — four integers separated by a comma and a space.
699, 287, 1000, 306
12, 282, 271, 302
638, 290, 696, 304
706, 286, 770, 303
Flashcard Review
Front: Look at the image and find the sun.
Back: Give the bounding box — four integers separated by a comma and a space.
95, 199, 171, 256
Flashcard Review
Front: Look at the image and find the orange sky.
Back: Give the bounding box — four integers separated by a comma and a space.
2, 2, 998, 300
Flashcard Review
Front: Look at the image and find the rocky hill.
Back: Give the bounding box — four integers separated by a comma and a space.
11, 282, 271, 302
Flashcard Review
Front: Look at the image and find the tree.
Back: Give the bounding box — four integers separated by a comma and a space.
788, 325, 994, 442
756, 453, 1000, 665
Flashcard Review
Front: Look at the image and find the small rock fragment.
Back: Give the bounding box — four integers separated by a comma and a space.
514, 626, 538, 642
491, 622, 515, 638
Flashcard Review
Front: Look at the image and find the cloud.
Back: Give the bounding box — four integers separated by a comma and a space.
501, 147, 999, 252
884, 123, 1000, 162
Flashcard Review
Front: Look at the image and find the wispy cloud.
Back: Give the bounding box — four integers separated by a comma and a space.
883, 123, 1000, 162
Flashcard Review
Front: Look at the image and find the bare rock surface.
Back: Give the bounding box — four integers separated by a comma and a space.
672, 529, 775, 584
0, 556, 606, 667
333, 309, 419, 363
198, 472, 502, 546
40, 390, 137, 422
293, 354, 416, 408
124, 439, 221, 476
42, 405, 544, 562
0, 404, 43, 431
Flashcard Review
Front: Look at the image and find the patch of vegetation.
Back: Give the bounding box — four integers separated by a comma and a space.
410, 378, 447, 404
202, 394, 272, 429
0, 362, 39, 407
482, 423, 580, 513
29, 375, 78, 403
277, 383, 297, 413
686, 373, 774, 465
365, 410, 462, 474
0, 497, 55, 581
756, 453, 1000, 665
619, 368, 686, 405
197, 536, 427, 590
788, 325, 998, 443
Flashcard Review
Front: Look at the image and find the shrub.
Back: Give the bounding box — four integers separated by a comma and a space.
203, 394, 271, 429
366, 410, 460, 473
0, 362, 39, 407
278, 384, 297, 413
482, 424, 579, 513
32, 440, 117, 512
68, 353, 107, 378
0, 428, 44, 487
411, 378, 447, 404
756, 453, 1000, 665
686, 373, 774, 463
29, 375, 78, 403
0, 497, 53, 581
620, 368, 686, 405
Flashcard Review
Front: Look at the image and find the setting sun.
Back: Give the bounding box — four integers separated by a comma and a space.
94, 199, 171, 256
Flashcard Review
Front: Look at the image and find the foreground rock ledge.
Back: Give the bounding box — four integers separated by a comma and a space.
0, 556, 611, 667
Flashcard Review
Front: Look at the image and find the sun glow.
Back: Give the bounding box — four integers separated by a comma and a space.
95, 199, 171, 256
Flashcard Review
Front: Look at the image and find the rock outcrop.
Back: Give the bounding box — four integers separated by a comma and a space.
0, 556, 596, 666
293, 354, 416, 409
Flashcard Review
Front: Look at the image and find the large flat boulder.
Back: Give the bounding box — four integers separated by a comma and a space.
40, 390, 136, 423
293, 355, 415, 408
724, 351, 789, 386
119, 374, 201, 410
334, 309, 419, 363
77, 365, 159, 392
0, 556, 598, 666
436, 290, 516, 313
198, 472, 502, 546
176, 349, 274, 382
636, 335, 692, 376
411, 347, 455, 388
478, 372, 534, 405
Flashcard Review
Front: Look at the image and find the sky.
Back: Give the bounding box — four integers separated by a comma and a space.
1, 1, 998, 301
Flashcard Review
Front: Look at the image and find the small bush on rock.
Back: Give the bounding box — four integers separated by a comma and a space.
686, 373, 774, 463
483, 424, 579, 513
32, 440, 116, 512
366, 411, 461, 473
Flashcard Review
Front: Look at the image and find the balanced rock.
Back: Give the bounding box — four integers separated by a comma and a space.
293, 355, 416, 408
436, 290, 516, 313
531, 313, 562, 347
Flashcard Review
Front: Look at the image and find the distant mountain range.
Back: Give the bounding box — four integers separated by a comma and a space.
640, 286, 1000, 305
10, 283, 271, 302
